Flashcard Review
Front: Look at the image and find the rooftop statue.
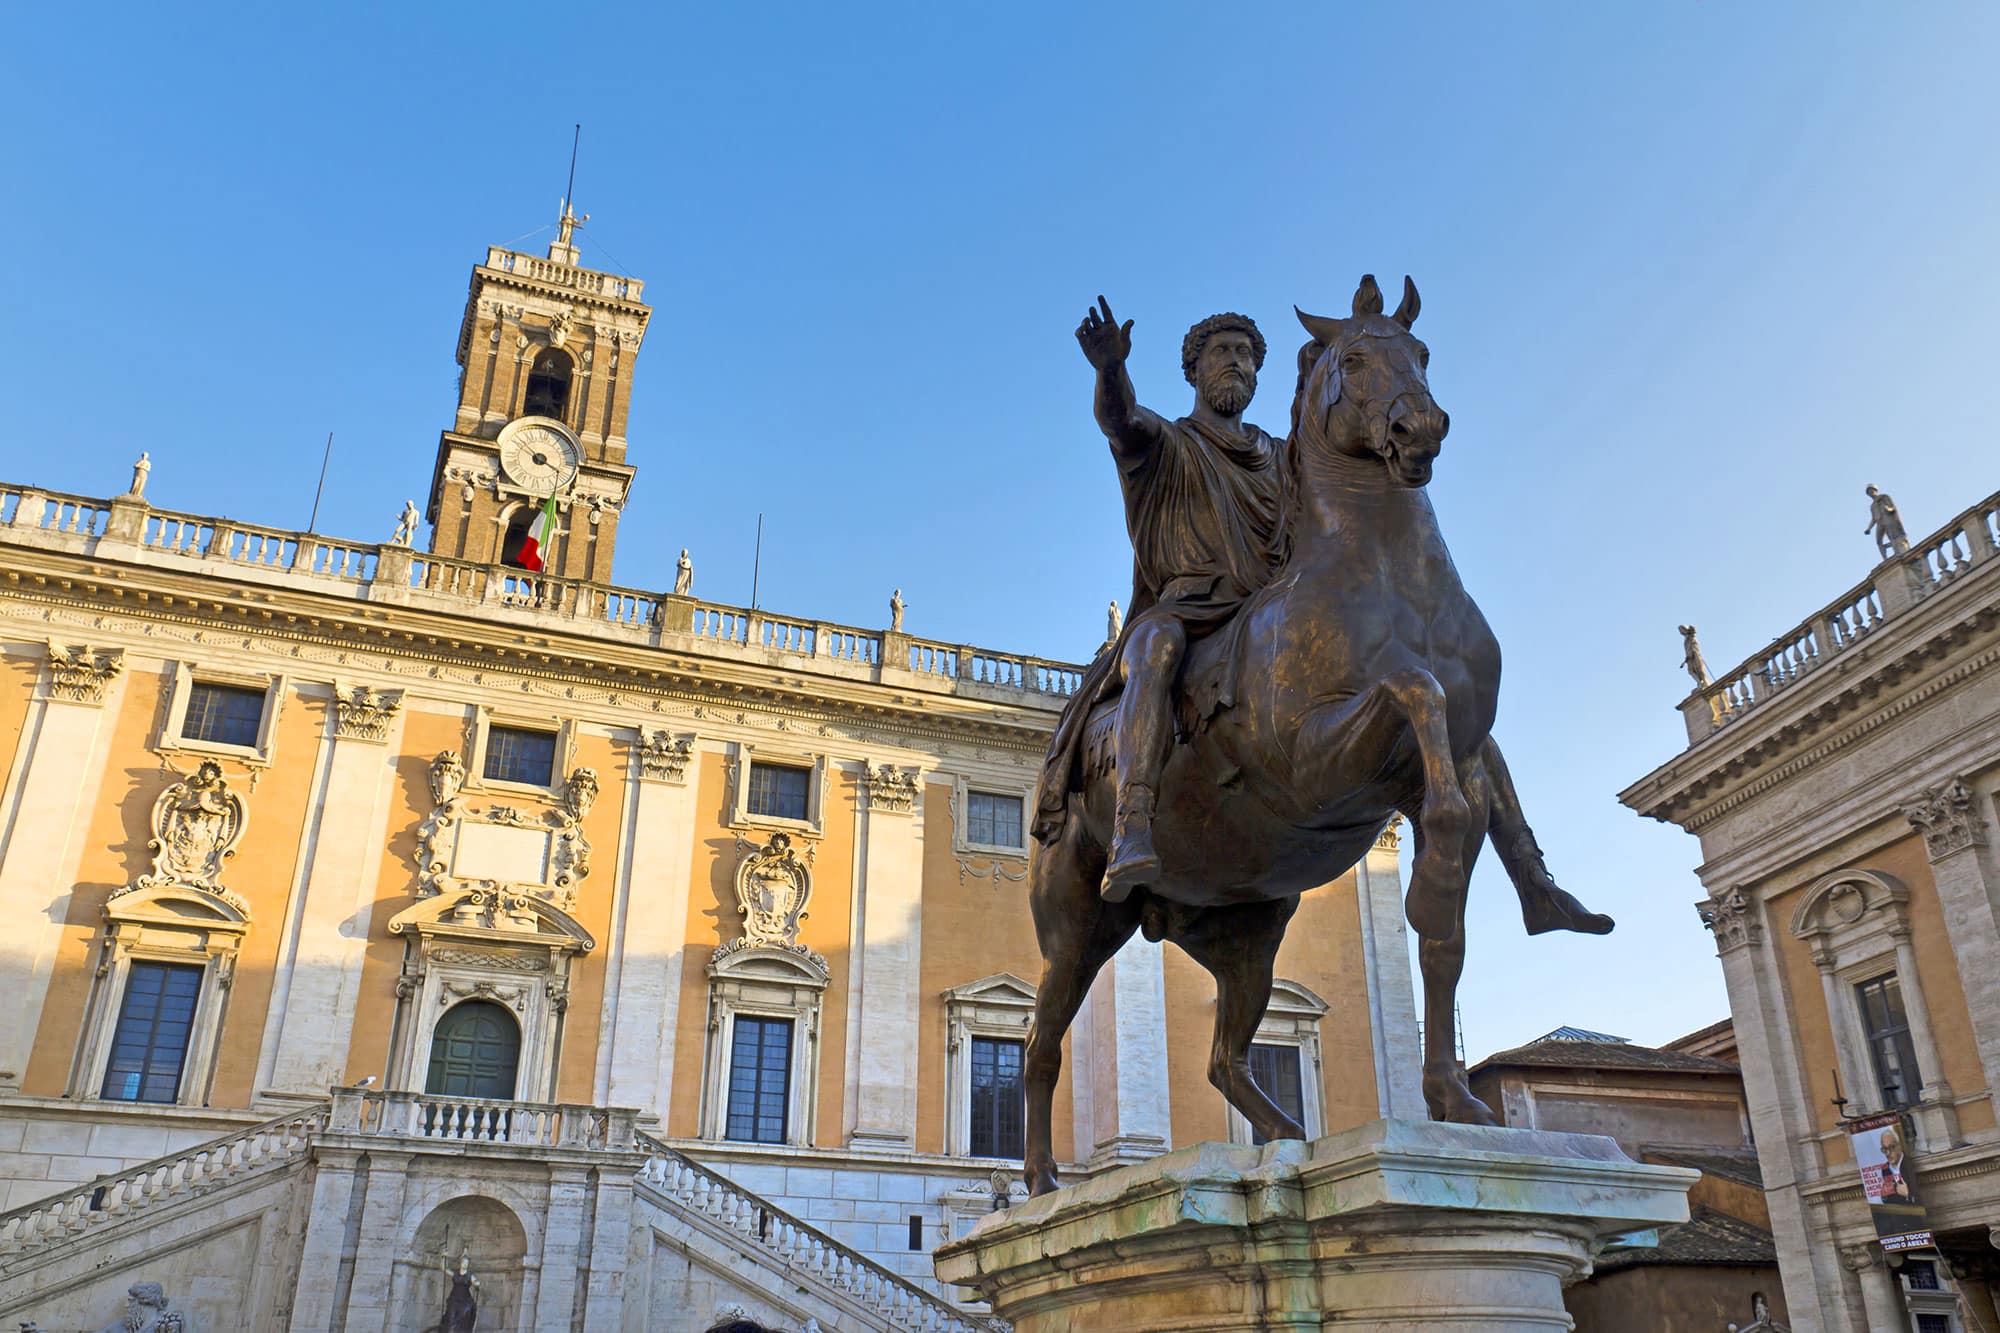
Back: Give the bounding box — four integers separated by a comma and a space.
1023, 276, 1613, 1196
1864, 484, 1910, 559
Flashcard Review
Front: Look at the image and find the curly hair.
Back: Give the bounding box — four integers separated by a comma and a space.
1181, 312, 1267, 386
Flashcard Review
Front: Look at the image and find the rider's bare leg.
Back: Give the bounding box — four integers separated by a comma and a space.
1104, 617, 1183, 901
1480, 736, 1614, 936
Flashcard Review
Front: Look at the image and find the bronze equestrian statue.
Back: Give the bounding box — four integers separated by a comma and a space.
1023, 275, 1612, 1197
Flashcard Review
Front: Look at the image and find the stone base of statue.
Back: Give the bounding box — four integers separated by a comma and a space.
934, 1120, 1697, 1332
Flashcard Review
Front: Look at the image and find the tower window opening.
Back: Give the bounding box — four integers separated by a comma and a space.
523, 348, 573, 422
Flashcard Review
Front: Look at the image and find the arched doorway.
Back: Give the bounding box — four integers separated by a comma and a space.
426, 1000, 520, 1100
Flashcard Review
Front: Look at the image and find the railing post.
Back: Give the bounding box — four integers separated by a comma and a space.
1875, 552, 1928, 616
10, 488, 45, 529
328, 1087, 366, 1131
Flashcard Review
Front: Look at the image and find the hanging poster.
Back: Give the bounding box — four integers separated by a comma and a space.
1848, 1111, 1932, 1251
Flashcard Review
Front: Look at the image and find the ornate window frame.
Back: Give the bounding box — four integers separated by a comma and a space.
699, 945, 829, 1146
1224, 979, 1330, 1146
942, 974, 1037, 1158
72, 883, 250, 1106
465, 706, 577, 800
1790, 869, 1954, 1140
727, 741, 828, 836
950, 776, 1032, 858
155, 662, 286, 767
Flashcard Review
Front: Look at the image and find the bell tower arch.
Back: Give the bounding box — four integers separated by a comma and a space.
424, 204, 651, 583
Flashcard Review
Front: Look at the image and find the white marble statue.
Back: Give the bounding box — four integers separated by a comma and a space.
128, 451, 151, 498
675, 548, 693, 595
94, 1281, 188, 1332
890, 588, 906, 632
390, 499, 421, 546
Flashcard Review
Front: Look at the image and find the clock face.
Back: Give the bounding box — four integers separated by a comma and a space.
497, 419, 581, 494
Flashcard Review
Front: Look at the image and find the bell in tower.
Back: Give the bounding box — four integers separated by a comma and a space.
423, 200, 651, 584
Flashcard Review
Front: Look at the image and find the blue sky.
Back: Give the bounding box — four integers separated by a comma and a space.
4, 4, 1996, 1062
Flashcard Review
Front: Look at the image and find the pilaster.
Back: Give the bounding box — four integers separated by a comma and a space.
1355, 824, 1423, 1119
532, 1165, 594, 1329
601, 730, 700, 1116
1081, 934, 1172, 1167
846, 762, 924, 1150
0, 645, 127, 1095
338, 1148, 416, 1331
259, 687, 406, 1097
1903, 776, 2000, 1100
1844, 1244, 1907, 1333
1701, 890, 1842, 1333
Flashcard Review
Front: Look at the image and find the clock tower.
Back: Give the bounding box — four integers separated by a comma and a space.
424, 206, 651, 583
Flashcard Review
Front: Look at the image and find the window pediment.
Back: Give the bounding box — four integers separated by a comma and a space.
1790, 870, 1908, 942
388, 888, 596, 955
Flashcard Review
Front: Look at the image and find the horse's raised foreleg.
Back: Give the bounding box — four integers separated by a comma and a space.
1170, 897, 1304, 1143
1480, 736, 1615, 936
1294, 667, 1469, 941
1415, 760, 1499, 1125
1024, 820, 1139, 1197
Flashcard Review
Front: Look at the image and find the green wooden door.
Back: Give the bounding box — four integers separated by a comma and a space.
426, 1000, 521, 1099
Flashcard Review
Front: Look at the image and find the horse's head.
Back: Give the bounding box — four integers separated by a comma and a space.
1293, 275, 1449, 487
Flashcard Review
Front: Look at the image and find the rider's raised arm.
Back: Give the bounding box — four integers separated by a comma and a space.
1077, 296, 1167, 470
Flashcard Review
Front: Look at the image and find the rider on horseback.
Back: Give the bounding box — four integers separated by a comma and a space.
1033, 298, 1290, 902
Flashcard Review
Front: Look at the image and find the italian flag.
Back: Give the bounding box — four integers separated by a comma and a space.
518, 492, 559, 572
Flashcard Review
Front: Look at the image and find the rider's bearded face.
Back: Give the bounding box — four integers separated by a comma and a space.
1197, 333, 1258, 416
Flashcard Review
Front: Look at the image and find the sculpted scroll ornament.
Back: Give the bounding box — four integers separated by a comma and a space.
47, 642, 124, 704
137, 760, 246, 894
1697, 888, 1762, 951
331, 684, 404, 742
1903, 779, 1985, 859
413, 750, 592, 910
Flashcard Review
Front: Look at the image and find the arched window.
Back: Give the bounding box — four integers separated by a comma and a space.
499, 506, 536, 568
522, 349, 573, 422
426, 1000, 521, 1100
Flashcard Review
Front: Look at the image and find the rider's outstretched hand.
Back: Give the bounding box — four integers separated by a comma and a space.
1076, 296, 1133, 371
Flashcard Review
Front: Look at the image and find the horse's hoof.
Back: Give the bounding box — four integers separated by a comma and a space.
1025, 1158, 1060, 1198
1521, 885, 1615, 936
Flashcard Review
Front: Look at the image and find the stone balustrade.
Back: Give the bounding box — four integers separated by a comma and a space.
0, 1106, 324, 1263
0, 479, 1082, 710
326, 1087, 636, 1151
635, 1134, 1007, 1333
1688, 487, 2000, 740
483, 247, 645, 301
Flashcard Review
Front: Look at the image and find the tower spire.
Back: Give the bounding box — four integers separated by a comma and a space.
550, 124, 587, 265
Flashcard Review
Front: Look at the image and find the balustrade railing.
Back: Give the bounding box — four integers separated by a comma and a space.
0, 1107, 325, 1260
635, 1134, 1006, 1333
329, 1089, 629, 1150
1694, 486, 2000, 736
0, 479, 1080, 706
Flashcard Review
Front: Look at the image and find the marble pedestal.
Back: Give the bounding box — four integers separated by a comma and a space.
934, 1119, 1697, 1332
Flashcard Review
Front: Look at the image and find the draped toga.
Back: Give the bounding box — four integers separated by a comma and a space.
1033, 411, 1290, 843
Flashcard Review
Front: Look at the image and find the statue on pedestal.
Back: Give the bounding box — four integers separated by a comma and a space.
93, 1281, 188, 1332
440, 1250, 478, 1332
890, 588, 906, 632
390, 500, 421, 546
1679, 624, 1711, 688
127, 452, 151, 499
1864, 484, 1910, 559
1021, 277, 1612, 1196
675, 548, 693, 595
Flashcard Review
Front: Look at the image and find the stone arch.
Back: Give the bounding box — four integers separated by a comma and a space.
1789, 869, 1908, 940
394, 1194, 529, 1333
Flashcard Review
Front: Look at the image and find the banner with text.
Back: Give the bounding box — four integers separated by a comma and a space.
1849, 1111, 1932, 1251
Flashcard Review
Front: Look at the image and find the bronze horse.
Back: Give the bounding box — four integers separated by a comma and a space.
1023, 274, 1610, 1196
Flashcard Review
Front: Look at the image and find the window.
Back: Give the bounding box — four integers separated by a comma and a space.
1856, 974, 1922, 1109
725, 1016, 794, 1144
180, 683, 265, 748
483, 725, 557, 786
747, 762, 810, 822
968, 1036, 1025, 1159
1247, 1043, 1306, 1145
523, 348, 573, 421
1903, 1259, 1941, 1291
101, 962, 202, 1103
967, 791, 1024, 849
425, 1000, 522, 1100
1915, 1316, 1951, 1333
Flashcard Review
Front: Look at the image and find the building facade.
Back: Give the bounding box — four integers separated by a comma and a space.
0, 219, 1422, 1330
1623, 487, 2000, 1332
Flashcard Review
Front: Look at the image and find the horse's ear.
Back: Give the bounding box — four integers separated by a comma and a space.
1353, 274, 1384, 317
1294, 305, 1345, 345
1393, 276, 1420, 329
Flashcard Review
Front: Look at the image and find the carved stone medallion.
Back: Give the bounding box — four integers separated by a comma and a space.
136, 759, 247, 894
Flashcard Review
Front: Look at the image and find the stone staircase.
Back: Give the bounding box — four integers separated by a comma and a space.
634, 1133, 1007, 1333
0, 1105, 323, 1273
0, 1098, 1006, 1332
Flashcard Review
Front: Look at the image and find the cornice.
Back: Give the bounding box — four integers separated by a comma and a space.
0, 560, 1058, 759
1622, 596, 2000, 829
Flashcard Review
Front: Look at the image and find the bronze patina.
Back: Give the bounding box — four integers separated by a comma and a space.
1023, 276, 1612, 1196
